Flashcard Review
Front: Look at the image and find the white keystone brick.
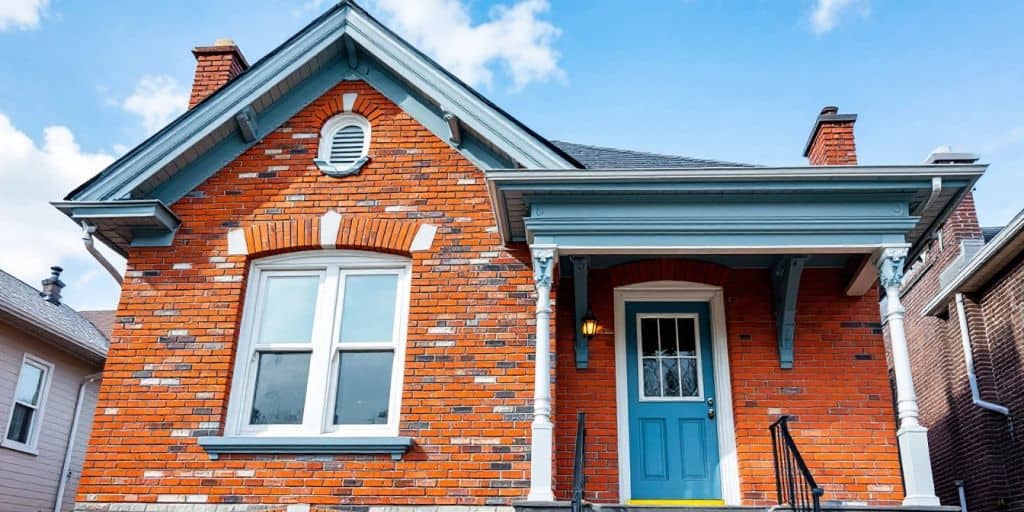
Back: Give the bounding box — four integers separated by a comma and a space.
238, 172, 258, 178
171, 263, 192, 270
213, 275, 243, 282
474, 376, 497, 384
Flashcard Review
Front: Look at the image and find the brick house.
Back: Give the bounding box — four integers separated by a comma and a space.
897, 150, 1023, 511
54, 2, 987, 511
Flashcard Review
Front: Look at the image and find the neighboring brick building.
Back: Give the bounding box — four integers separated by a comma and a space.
898, 149, 1024, 512
54, 2, 989, 511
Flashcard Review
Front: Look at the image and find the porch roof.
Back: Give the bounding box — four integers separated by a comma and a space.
485, 164, 985, 259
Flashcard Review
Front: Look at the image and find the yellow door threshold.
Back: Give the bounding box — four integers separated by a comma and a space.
626, 499, 726, 507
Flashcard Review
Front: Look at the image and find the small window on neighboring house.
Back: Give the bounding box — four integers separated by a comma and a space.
315, 114, 371, 177
4, 355, 53, 453
226, 251, 410, 437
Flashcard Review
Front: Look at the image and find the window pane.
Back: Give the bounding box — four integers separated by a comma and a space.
339, 274, 399, 343
334, 351, 394, 424
14, 363, 44, 405
5, 403, 33, 443
257, 275, 319, 344
640, 318, 659, 356
680, 358, 699, 397
678, 318, 697, 356
659, 318, 678, 356
249, 352, 311, 425
642, 358, 661, 397
661, 357, 681, 397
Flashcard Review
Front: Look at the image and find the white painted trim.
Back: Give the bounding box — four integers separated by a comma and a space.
613, 281, 739, 505
227, 228, 248, 255
320, 211, 343, 249
224, 250, 411, 439
2, 353, 55, 454
410, 224, 437, 252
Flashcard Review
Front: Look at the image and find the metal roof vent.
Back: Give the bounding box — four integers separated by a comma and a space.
315, 113, 371, 178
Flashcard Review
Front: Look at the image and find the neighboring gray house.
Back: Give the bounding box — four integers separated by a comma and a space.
0, 266, 110, 512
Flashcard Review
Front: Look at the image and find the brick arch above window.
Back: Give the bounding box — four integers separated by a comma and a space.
607, 258, 731, 289
226, 211, 437, 258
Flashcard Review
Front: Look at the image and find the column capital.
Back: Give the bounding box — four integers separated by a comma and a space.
531, 245, 557, 289
876, 246, 909, 289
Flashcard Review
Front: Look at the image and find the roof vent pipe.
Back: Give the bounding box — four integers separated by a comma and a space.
40, 266, 65, 305
81, 223, 124, 285
954, 292, 1013, 438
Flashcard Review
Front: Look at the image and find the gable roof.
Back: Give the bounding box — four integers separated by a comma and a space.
0, 270, 109, 363
552, 141, 753, 169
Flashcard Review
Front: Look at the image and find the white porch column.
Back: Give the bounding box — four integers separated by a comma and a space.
528, 245, 556, 502
877, 247, 940, 507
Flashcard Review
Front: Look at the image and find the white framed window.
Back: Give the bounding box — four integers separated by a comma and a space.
225, 250, 410, 438
3, 354, 54, 454
315, 113, 371, 177
636, 314, 704, 402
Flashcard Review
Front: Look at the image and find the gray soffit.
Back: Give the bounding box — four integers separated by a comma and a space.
0, 269, 109, 363
551, 141, 754, 169
923, 207, 1024, 316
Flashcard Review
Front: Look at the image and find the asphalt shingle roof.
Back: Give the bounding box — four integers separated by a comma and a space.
552, 141, 754, 169
0, 269, 110, 358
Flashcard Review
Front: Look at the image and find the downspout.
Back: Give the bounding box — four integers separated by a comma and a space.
81, 223, 123, 285
954, 293, 1012, 430
54, 372, 102, 512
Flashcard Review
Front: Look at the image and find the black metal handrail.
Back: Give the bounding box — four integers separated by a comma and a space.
571, 412, 586, 512
770, 415, 824, 512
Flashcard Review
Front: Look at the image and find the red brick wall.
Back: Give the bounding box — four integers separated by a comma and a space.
899, 193, 1022, 510
77, 81, 545, 508
554, 259, 903, 506
807, 117, 857, 166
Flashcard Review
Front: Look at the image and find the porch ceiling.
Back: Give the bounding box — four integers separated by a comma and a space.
486, 165, 984, 260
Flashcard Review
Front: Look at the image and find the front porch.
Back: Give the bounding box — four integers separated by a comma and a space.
484, 163, 986, 509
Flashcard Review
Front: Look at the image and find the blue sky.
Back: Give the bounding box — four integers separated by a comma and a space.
0, 0, 1022, 310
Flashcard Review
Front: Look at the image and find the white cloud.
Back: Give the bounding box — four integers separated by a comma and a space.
122, 75, 188, 134
0, 0, 47, 31
0, 113, 124, 310
810, 0, 868, 35
371, 0, 564, 90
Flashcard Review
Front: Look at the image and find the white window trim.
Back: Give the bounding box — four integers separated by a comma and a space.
2, 353, 54, 455
225, 250, 410, 438
635, 312, 705, 402
315, 113, 371, 177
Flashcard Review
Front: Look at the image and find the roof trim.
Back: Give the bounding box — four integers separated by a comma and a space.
922, 206, 1024, 316
65, 0, 578, 204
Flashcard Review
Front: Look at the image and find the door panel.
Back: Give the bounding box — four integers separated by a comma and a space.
626, 301, 721, 500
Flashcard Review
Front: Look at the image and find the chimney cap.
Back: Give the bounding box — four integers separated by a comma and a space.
802, 105, 858, 157
924, 145, 980, 165
192, 40, 250, 68
214, 38, 236, 47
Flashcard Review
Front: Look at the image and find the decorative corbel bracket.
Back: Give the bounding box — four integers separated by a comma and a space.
772, 255, 809, 369
234, 106, 258, 143
570, 256, 590, 369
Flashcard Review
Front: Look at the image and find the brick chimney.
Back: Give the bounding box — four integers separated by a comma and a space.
40, 266, 65, 305
188, 38, 249, 108
803, 105, 858, 165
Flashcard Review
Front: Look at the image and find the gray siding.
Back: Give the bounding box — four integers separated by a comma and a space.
0, 321, 102, 512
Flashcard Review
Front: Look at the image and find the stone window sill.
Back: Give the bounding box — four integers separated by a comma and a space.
197, 435, 412, 460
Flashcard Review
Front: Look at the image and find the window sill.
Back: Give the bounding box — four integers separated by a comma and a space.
1, 439, 39, 456
197, 435, 413, 460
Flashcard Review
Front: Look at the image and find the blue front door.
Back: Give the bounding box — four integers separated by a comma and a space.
625, 301, 721, 501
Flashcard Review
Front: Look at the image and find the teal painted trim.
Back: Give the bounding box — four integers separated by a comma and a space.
235, 106, 258, 142
772, 256, 808, 369
197, 436, 413, 461
315, 155, 371, 177
529, 232, 909, 249
570, 256, 589, 369
504, 181, 943, 195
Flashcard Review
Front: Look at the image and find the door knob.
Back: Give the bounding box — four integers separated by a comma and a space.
707, 397, 715, 419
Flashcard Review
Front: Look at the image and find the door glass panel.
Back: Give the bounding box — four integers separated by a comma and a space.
334, 351, 394, 424
642, 358, 661, 396
661, 357, 681, 397
257, 275, 319, 344
14, 363, 44, 405
339, 274, 399, 343
680, 358, 699, 397
677, 318, 697, 356
658, 318, 678, 356
249, 352, 311, 424
640, 318, 659, 356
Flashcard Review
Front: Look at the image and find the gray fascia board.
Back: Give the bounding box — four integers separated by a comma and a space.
52, 200, 181, 231
922, 206, 1024, 316
344, 10, 575, 169
67, 7, 353, 202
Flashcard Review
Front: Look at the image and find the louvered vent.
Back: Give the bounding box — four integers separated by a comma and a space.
328, 125, 366, 165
